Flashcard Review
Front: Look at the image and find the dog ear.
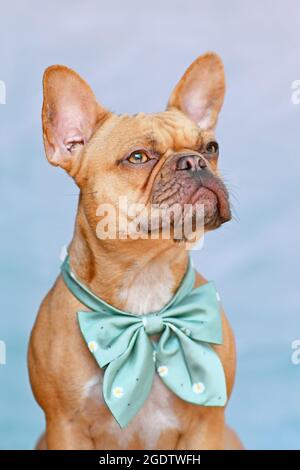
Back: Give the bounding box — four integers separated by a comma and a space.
42, 65, 107, 170
167, 53, 225, 130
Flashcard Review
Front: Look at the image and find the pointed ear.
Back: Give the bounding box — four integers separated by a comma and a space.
42, 65, 107, 169
167, 53, 225, 130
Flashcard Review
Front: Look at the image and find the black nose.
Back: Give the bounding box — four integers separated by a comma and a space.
176, 154, 207, 171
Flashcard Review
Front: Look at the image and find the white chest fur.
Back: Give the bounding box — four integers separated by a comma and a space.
118, 259, 174, 315
83, 259, 181, 448
84, 372, 180, 449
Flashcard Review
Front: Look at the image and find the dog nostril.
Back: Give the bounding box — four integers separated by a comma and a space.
176, 156, 194, 170
198, 157, 207, 169
176, 155, 207, 171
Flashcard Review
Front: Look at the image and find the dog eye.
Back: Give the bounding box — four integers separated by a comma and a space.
205, 141, 219, 154
127, 150, 150, 164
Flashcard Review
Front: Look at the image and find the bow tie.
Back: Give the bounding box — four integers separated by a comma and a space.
61, 255, 227, 428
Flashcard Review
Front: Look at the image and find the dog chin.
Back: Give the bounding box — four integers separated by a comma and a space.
189, 187, 231, 230
190, 184, 231, 221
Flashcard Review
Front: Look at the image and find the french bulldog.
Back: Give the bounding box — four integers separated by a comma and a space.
28, 53, 242, 450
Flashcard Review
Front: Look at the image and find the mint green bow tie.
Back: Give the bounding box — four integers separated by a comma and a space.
61, 255, 227, 428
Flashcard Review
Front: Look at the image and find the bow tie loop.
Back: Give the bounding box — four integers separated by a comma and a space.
142, 312, 164, 335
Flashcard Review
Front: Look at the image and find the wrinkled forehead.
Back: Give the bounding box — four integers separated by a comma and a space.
92, 109, 212, 157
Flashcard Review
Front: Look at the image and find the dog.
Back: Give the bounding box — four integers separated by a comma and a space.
28, 52, 243, 450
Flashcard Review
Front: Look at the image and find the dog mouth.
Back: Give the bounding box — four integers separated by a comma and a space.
189, 177, 231, 226
151, 171, 231, 231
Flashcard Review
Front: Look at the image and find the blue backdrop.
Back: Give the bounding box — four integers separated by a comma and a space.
0, 0, 299, 449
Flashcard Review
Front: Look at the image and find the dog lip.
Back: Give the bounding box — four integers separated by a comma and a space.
189, 179, 231, 223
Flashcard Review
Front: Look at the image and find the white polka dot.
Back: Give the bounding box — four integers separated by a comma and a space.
113, 387, 124, 398
181, 327, 191, 336
153, 351, 157, 362
216, 292, 221, 302
192, 382, 205, 394
88, 341, 98, 353
157, 365, 168, 377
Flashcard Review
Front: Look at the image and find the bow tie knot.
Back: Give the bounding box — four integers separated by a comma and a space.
142, 312, 164, 335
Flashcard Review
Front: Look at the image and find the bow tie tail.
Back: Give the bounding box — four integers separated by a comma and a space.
102, 329, 156, 428
156, 326, 227, 407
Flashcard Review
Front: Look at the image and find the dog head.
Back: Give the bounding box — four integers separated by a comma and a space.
42, 53, 231, 246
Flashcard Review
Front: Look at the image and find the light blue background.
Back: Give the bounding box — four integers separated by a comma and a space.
0, 0, 299, 449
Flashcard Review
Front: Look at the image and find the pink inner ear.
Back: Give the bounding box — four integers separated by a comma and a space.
50, 104, 94, 155
167, 53, 225, 130
44, 103, 98, 164
43, 66, 104, 166
183, 89, 212, 128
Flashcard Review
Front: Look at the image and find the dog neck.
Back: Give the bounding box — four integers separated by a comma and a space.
68, 206, 189, 315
